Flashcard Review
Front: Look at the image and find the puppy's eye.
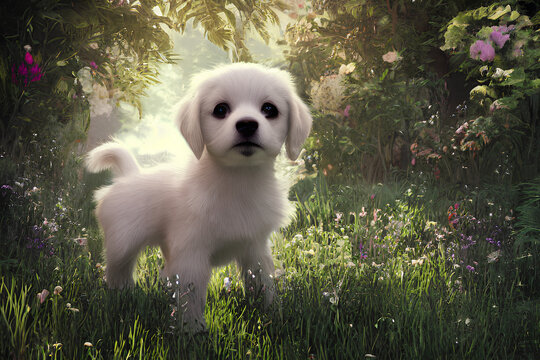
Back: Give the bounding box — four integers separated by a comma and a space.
213, 103, 230, 119
261, 103, 278, 119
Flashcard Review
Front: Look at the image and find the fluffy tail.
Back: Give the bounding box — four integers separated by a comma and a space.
85, 143, 140, 177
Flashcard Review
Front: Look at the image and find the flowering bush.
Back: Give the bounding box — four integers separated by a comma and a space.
439, 3, 539, 181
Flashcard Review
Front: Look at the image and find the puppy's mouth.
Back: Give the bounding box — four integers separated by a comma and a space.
233, 141, 262, 157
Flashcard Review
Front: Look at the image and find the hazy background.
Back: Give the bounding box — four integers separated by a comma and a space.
86, 17, 290, 165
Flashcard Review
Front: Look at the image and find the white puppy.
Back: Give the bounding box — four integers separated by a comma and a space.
86, 63, 312, 331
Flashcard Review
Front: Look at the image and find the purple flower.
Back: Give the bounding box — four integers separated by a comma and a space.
466, 265, 475, 272
492, 25, 515, 34
89, 61, 98, 70
490, 30, 510, 49
1, 185, 13, 196
470, 40, 495, 62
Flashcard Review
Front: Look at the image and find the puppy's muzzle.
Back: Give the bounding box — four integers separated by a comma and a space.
234, 119, 261, 157
236, 119, 258, 138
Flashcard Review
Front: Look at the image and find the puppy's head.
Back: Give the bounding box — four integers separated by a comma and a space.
177, 63, 312, 165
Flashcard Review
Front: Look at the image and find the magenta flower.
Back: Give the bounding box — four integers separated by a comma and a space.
343, 104, 350, 117
11, 53, 44, 87
470, 40, 495, 62
24, 52, 33, 65
89, 61, 98, 70
490, 30, 510, 49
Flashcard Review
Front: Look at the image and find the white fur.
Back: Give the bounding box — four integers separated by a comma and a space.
86, 63, 312, 331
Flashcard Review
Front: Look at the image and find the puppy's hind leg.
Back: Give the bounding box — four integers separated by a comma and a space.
102, 229, 144, 289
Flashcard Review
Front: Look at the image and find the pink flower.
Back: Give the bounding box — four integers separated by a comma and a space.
411, 157, 416, 166
37, 289, 49, 304
24, 52, 33, 65
343, 104, 351, 117
469, 40, 495, 62
382, 51, 401, 63
492, 25, 514, 34
89, 61, 98, 70
490, 30, 510, 49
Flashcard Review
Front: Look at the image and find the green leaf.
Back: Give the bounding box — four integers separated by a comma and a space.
470, 85, 497, 99
509, 10, 520, 21
488, 5, 511, 20
500, 68, 526, 87
441, 24, 468, 50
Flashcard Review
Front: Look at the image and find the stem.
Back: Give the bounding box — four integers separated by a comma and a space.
9, 90, 25, 125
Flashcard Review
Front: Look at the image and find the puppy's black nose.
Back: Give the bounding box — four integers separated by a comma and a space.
236, 120, 258, 137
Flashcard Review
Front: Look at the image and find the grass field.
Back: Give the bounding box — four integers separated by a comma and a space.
1, 158, 538, 359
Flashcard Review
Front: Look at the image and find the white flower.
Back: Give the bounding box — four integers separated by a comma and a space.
223, 277, 231, 291
339, 62, 356, 75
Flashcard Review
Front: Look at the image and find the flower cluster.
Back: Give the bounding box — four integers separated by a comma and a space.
26, 223, 56, 257
469, 25, 515, 62
11, 47, 44, 87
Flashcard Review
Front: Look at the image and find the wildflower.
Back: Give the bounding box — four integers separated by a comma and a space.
466, 265, 475, 272
84, 342, 93, 347
382, 50, 401, 63
89, 61, 98, 70
487, 250, 501, 263
358, 243, 368, 259
490, 30, 510, 49
37, 289, 49, 304
223, 277, 231, 291
339, 63, 355, 75
343, 104, 351, 117
24, 52, 33, 65
74, 237, 87, 246
1, 184, 13, 196
54, 286, 63, 295
11, 48, 44, 87
469, 40, 495, 62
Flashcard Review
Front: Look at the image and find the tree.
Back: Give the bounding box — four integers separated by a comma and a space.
0, 0, 288, 158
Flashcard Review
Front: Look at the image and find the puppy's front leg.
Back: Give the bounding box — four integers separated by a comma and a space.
165, 255, 211, 332
237, 243, 275, 307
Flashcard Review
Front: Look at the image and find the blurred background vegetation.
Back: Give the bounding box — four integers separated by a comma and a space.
1, 0, 539, 358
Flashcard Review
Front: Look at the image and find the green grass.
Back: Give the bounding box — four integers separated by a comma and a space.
1, 159, 538, 359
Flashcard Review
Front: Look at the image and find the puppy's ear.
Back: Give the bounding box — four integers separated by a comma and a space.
176, 93, 204, 159
286, 93, 313, 160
